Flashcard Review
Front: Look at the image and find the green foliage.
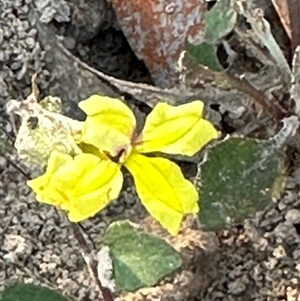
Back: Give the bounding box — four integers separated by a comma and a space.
204, 0, 237, 44
185, 0, 237, 71
186, 42, 223, 71
196, 138, 285, 230
104, 220, 182, 292
1, 283, 71, 301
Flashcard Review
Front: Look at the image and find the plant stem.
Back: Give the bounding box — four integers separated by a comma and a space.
71, 223, 114, 301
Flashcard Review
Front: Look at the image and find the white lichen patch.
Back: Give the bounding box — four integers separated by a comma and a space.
5, 77, 83, 168
96, 246, 115, 292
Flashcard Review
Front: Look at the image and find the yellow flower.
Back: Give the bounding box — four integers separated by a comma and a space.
28, 95, 217, 234
27, 150, 123, 222
78, 95, 218, 235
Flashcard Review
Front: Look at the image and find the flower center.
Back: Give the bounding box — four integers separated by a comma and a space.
105, 143, 133, 164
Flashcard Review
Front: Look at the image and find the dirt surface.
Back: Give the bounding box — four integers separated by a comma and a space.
1, 1, 300, 301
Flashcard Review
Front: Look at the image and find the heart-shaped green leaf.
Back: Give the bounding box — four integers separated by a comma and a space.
104, 220, 182, 292
196, 137, 285, 230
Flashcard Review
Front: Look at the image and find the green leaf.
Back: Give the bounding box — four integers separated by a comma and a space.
185, 0, 237, 71
196, 138, 286, 231
186, 42, 223, 71
104, 220, 182, 292
1, 283, 72, 301
204, 0, 237, 44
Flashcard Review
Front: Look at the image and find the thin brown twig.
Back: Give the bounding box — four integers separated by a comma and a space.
0, 151, 32, 180
71, 223, 114, 301
232, 76, 287, 120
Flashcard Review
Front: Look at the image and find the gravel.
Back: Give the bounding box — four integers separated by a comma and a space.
2, 0, 300, 301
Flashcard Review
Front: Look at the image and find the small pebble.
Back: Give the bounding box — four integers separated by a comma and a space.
227, 279, 246, 295
285, 209, 300, 224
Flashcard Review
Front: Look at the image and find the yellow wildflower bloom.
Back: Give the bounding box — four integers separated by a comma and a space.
28, 94, 217, 234
78, 95, 218, 235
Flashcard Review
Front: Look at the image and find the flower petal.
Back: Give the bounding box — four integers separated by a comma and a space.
46, 150, 73, 176
66, 161, 123, 222
50, 153, 123, 222
124, 153, 199, 235
81, 118, 130, 157
28, 151, 123, 222
79, 95, 136, 155
27, 150, 72, 206
135, 101, 218, 156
